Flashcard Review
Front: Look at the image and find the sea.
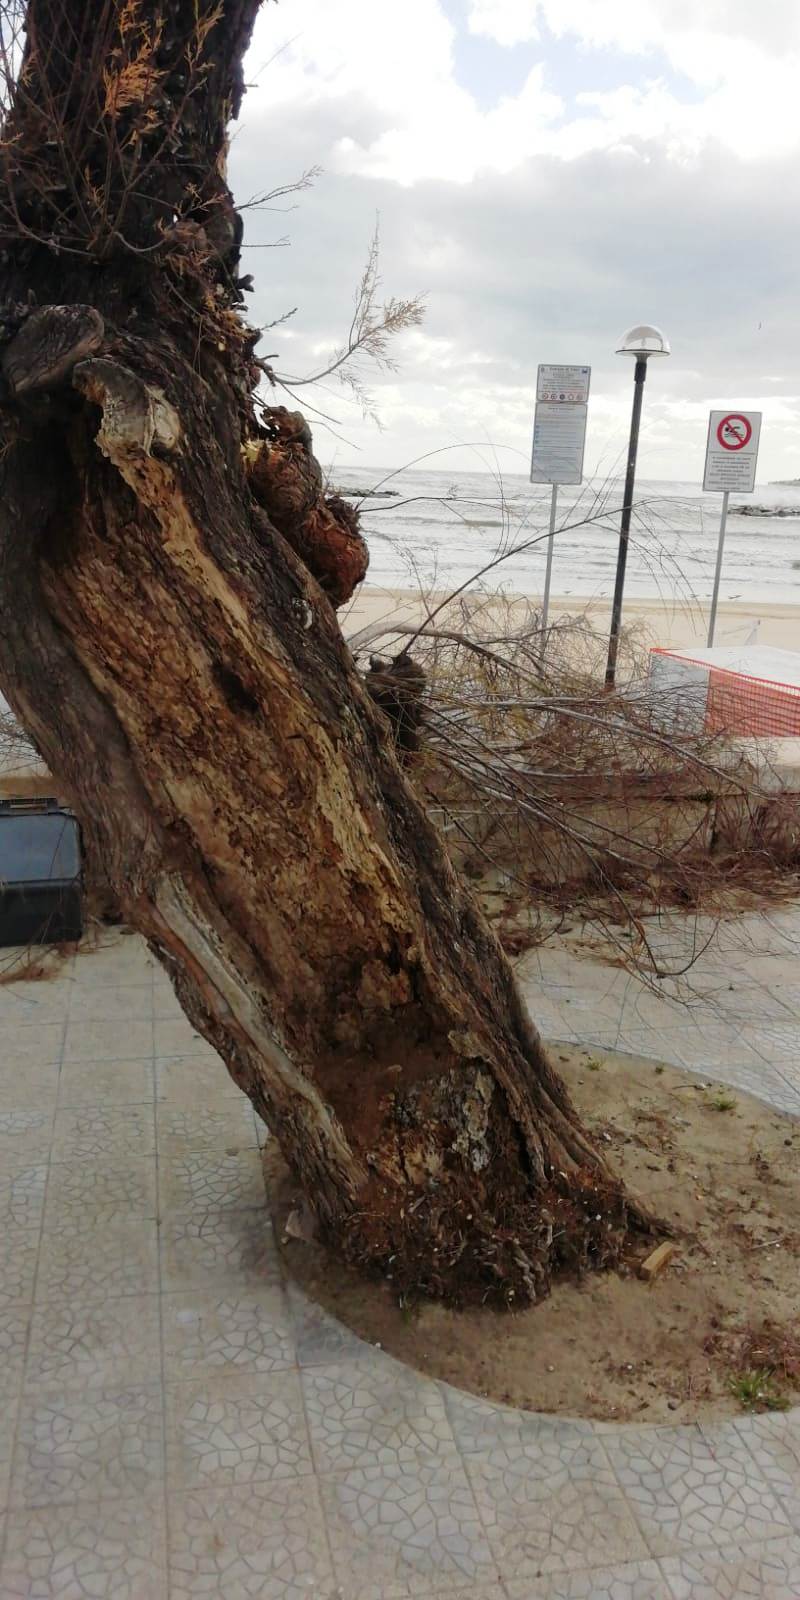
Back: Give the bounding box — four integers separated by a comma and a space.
332, 468, 800, 611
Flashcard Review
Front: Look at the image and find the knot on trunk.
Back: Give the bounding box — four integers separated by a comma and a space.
2, 305, 104, 398
244, 408, 369, 606
365, 651, 426, 757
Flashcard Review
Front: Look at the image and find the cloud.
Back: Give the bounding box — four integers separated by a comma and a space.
230, 2, 800, 479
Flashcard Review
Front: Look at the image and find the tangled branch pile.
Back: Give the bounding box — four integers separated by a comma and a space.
351, 595, 800, 967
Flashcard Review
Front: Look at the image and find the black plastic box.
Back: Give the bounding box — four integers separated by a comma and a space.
0, 798, 83, 947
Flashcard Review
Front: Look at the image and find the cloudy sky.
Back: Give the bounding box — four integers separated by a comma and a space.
230, 0, 800, 483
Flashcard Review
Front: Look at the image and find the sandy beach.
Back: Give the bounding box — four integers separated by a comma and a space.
343, 588, 800, 654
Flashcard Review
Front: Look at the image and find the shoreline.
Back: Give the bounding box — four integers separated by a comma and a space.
342, 589, 800, 653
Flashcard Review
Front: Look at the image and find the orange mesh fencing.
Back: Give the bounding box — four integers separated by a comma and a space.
651, 650, 800, 738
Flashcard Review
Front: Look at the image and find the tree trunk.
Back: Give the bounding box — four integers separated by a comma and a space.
0, 0, 653, 1304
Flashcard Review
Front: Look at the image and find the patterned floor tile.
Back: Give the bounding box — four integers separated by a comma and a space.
728, 1411, 800, 1523
24, 1293, 162, 1394
302, 1358, 457, 1472
320, 1455, 498, 1598
0, 1301, 32, 1397
67, 982, 154, 1023
0, 1494, 168, 1598
11, 1385, 164, 1508
605, 1423, 792, 1557
155, 1101, 258, 1154
466, 1432, 647, 1580
154, 1018, 217, 1058
1, 1022, 65, 1066
158, 1207, 280, 1293
168, 1477, 334, 1599
165, 1373, 313, 1489
45, 1153, 157, 1222
56, 1057, 155, 1108
443, 1387, 594, 1463
0, 1225, 40, 1307
155, 1054, 243, 1105
0, 1162, 47, 1229
660, 1535, 800, 1598
287, 1283, 377, 1367
62, 1018, 153, 1063
504, 1562, 672, 1599
0, 1107, 54, 1162
0, 1060, 60, 1112
36, 1218, 160, 1305
161, 1287, 294, 1382
158, 1147, 266, 1212
50, 1103, 156, 1162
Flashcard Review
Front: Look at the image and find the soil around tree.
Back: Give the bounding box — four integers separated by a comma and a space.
271, 1045, 800, 1424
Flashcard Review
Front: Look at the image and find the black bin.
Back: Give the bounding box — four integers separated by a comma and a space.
0, 798, 83, 947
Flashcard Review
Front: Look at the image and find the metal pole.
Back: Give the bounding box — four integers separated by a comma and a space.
541, 482, 558, 636
604, 354, 648, 690
707, 489, 730, 647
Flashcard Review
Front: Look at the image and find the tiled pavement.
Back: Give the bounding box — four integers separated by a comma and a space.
0, 914, 799, 1598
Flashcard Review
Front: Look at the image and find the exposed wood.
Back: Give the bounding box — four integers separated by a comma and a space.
639, 1241, 677, 1282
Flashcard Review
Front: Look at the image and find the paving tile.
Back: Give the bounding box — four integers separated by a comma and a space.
166, 1373, 313, 1490
168, 1476, 334, 1599
154, 1017, 217, 1057
605, 1422, 792, 1557
287, 1282, 378, 1367
0, 1301, 32, 1396
156, 1053, 242, 1105
0, 980, 74, 1024
155, 1101, 258, 1154
159, 1207, 280, 1293
0, 1061, 60, 1111
161, 1287, 294, 1382
0, 1494, 168, 1598
320, 1455, 498, 1598
152, 985, 185, 1020
302, 1358, 457, 1472
660, 1535, 800, 1598
36, 1217, 159, 1305
11, 1385, 164, 1508
0, 1106, 54, 1161
1, 1021, 65, 1065
72, 939, 156, 988
0, 1225, 40, 1307
45, 1153, 157, 1221
0, 1162, 47, 1229
504, 1561, 672, 1598
25, 1293, 162, 1393
728, 1410, 800, 1523
158, 1146, 265, 1213
56, 1056, 155, 1107
62, 1018, 153, 1062
443, 1387, 594, 1464
50, 1102, 156, 1162
466, 1431, 647, 1581
67, 981, 154, 1024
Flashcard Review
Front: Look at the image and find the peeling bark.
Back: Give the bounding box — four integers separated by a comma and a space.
0, 0, 656, 1304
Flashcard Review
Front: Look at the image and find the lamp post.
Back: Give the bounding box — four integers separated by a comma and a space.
604, 323, 670, 690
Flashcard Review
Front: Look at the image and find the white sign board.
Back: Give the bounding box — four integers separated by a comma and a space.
531, 364, 591, 486
703, 410, 761, 494
536, 364, 591, 404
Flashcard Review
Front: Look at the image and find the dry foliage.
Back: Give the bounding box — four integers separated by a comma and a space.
350, 593, 800, 976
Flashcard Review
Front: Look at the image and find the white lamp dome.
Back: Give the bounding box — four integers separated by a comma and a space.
616, 324, 671, 358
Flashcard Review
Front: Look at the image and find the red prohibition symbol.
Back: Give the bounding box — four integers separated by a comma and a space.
717, 414, 752, 451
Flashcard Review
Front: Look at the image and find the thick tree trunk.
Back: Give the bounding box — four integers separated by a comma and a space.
0, 0, 653, 1303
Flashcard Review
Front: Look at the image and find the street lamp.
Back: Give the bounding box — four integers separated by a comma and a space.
604, 324, 671, 689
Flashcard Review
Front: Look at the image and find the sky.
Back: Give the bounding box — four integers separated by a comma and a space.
229, 0, 800, 483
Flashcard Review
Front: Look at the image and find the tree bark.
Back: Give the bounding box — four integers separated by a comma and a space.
0, 0, 654, 1304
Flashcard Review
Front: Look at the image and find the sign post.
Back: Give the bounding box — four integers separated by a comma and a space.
703, 410, 761, 646
530, 364, 590, 632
